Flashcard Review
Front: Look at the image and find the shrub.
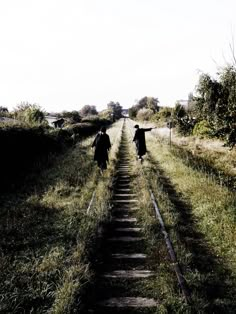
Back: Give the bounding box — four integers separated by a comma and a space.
13, 103, 47, 126
193, 120, 213, 138
136, 108, 154, 121
0, 126, 63, 191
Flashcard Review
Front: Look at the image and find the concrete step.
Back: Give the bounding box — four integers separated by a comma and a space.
98, 297, 158, 308
112, 199, 138, 203
108, 236, 144, 242
112, 208, 137, 213
119, 175, 130, 178
113, 218, 137, 223
101, 270, 154, 279
114, 227, 142, 232
111, 253, 147, 259
116, 183, 130, 187
113, 194, 136, 197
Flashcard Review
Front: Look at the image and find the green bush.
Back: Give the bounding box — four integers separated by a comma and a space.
193, 120, 213, 137
13, 103, 47, 126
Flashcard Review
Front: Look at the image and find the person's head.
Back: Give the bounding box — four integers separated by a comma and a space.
134, 124, 139, 129
101, 126, 106, 133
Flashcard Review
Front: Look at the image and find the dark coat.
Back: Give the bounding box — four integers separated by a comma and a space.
133, 128, 152, 156
92, 132, 111, 167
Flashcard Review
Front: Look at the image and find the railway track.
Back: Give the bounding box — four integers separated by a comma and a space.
83, 119, 189, 313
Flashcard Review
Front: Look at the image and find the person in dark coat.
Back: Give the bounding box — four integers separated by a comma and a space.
133, 124, 154, 160
92, 126, 111, 171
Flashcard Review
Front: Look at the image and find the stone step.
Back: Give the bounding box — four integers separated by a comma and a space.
119, 175, 130, 178
111, 253, 147, 259
115, 188, 132, 192
115, 227, 142, 232
113, 218, 137, 223
108, 236, 144, 242
102, 270, 154, 279
113, 207, 137, 212
114, 194, 136, 197
98, 297, 158, 308
117, 180, 130, 183
112, 199, 138, 203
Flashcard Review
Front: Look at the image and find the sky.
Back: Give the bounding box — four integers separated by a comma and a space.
0, 0, 235, 113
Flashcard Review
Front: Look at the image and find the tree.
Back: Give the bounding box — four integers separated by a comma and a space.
128, 96, 159, 119
80, 105, 98, 116
107, 101, 122, 121
0, 107, 9, 117
173, 102, 195, 135
61, 110, 81, 123
136, 108, 153, 121
158, 107, 172, 121
136, 96, 159, 113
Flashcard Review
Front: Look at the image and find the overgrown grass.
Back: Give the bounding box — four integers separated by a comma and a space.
141, 127, 236, 312
132, 119, 236, 191
0, 120, 124, 313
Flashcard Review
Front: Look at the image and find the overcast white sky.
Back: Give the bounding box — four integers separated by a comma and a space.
0, 0, 235, 112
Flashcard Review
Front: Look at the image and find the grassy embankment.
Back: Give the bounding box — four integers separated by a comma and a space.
138, 124, 236, 313
0, 117, 111, 192
0, 119, 123, 313
141, 121, 236, 191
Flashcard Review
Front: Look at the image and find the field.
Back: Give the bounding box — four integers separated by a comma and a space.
0, 118, 235, 313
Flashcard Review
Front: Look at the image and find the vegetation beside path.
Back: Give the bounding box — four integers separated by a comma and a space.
142, 127, 236, 312
0, 120, 123, 313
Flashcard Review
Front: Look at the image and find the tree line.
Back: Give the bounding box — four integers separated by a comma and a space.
128, 65, 236, 148
172, 65, 236, 147
0, 101, 123, 126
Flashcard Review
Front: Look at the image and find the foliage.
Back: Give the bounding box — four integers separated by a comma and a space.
0, 120, 122, 313
99, 109, 113, 121
191, 66, 236, 147
136, 108, 154, 121
0, 126, 63, 191
158, 107, 172, 120
13, 102, 47, 126
192, 120, 213, 137
129, 96, 159, 118
172, 102, 195, 135
79, 105, 98, 117
60, 110, 81, 123
0, 106, 9, 117
107, 101, 122, 120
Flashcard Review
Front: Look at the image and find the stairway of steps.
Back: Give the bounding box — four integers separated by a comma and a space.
87, 127, 158, 313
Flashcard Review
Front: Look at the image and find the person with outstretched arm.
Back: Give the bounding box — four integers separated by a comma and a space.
133, 124, 155, 161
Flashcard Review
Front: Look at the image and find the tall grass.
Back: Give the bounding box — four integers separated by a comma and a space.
0, 119, 124, 313
141, 128, 236, 312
